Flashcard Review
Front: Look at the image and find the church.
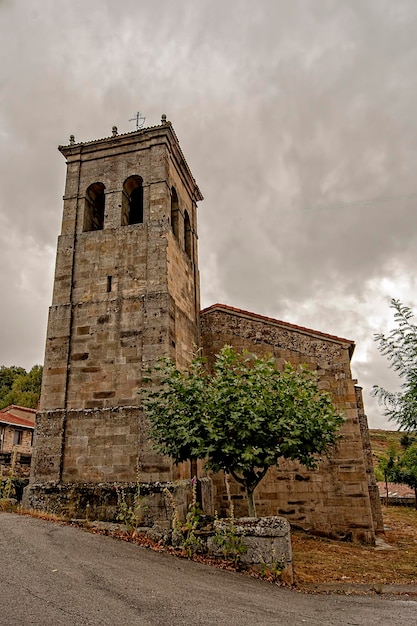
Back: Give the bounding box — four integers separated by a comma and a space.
27, 118, 382, 543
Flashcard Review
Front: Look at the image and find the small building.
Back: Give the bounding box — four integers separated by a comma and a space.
377, 481, 416, 507
0, 405, 36, 475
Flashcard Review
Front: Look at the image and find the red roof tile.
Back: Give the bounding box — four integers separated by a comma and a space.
377, 482, 415, 498
0, 413, 35, 429
0, 405, 36, 428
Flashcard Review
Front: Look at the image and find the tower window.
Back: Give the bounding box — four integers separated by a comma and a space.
83, 182, 105, 232
122, 175, 143, 225
171, 187, 179, 239
184, 210, 192, 259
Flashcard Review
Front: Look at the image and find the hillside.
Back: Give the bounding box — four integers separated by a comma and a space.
369, 429, 416, 486
369, 429, 405, 461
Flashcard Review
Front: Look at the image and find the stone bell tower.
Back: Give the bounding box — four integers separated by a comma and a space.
28, 118, 203, 515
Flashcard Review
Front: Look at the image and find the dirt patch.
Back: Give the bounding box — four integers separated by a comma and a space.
292, 506, 417, 589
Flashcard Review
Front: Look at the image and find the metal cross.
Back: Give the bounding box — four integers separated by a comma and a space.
129, 112, 146, 129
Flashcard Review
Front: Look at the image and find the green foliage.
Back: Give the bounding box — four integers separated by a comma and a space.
0, 366, 25, 394
373, 465, 384, 482
115, 469, 147, 532
258, 552, 284, 581
377, 444, 399, 483
393, 444, 417, 509
213, 511, 247, 566
372, 299, 417, 431
377, 444, 400, 505
400, 433, 416, 449
0, 449, 17, 500
164, 479, 203, 557
377, 442, 417, 509
0, 364, 43, 410
143, 346, 343, 517
180, 479, 204, 557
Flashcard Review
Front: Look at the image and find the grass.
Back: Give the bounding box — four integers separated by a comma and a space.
369, 429, 405, 461
292, 506, 417, 588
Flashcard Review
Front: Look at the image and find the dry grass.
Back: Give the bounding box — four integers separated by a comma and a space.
369, 429, 404, 458
292, 506, 417, 587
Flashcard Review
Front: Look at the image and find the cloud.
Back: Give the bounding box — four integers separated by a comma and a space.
1, 0, 417, 426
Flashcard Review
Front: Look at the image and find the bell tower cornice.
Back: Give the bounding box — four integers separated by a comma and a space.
58, 121, 203, 203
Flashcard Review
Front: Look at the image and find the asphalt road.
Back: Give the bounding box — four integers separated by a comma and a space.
0, 513, 415, 626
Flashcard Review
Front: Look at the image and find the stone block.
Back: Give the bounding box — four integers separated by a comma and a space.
208, 516, 292, 581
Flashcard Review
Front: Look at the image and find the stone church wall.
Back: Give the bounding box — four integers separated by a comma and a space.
27, 122, 381, 543
200, 305, 381, 543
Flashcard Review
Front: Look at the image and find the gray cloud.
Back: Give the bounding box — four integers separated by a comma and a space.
1, 0, 416, 426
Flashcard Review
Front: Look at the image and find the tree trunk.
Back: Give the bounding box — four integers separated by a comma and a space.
246, 486, 257, 518
414, 486, 417, 511
385, 471, 389, 507
224, 473, 233, 517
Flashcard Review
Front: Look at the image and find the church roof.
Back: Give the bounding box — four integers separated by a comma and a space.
200, 303, 355, 352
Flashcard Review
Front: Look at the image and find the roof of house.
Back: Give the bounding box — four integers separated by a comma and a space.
200, 303, 355, 350
377, 482, 415, 498
0, 405, 36, 429
0, 413, 35, 429
1, 405, 36, 415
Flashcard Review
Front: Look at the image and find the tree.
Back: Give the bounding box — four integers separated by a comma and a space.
377, 444, 399, 506
372, 299, 417, 431
0, 365, 43, 410
400, 433, 416, 449
393, 444, 417, 510
142, 346, 344, 517
0, 366, 26, 398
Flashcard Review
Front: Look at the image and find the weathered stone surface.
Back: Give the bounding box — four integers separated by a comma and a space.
28, 122, 202, 513
216, 516, 291, 538
23, 479, 196, 525
208, 516, 292, 578
201, 305, 381, 544
28, 121, 381, 546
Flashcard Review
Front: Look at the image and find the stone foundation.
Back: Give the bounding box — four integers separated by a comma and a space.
23, 477, 213, 525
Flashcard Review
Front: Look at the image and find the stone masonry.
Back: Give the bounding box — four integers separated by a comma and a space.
27, 119, 202, 515
200, 304, 382, 543
27, 119, 382, 542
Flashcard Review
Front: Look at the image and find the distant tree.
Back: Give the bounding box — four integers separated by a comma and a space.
142, 346, 343, 517
0, 366, 25, 397
393, 444, 417, 510
372, 299, 417, 431
400, 433, 416, 449
377, 444, 399, 506
0, 365, 43, 410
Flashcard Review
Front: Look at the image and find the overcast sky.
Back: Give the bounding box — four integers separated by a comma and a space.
1, 0, 417, 428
